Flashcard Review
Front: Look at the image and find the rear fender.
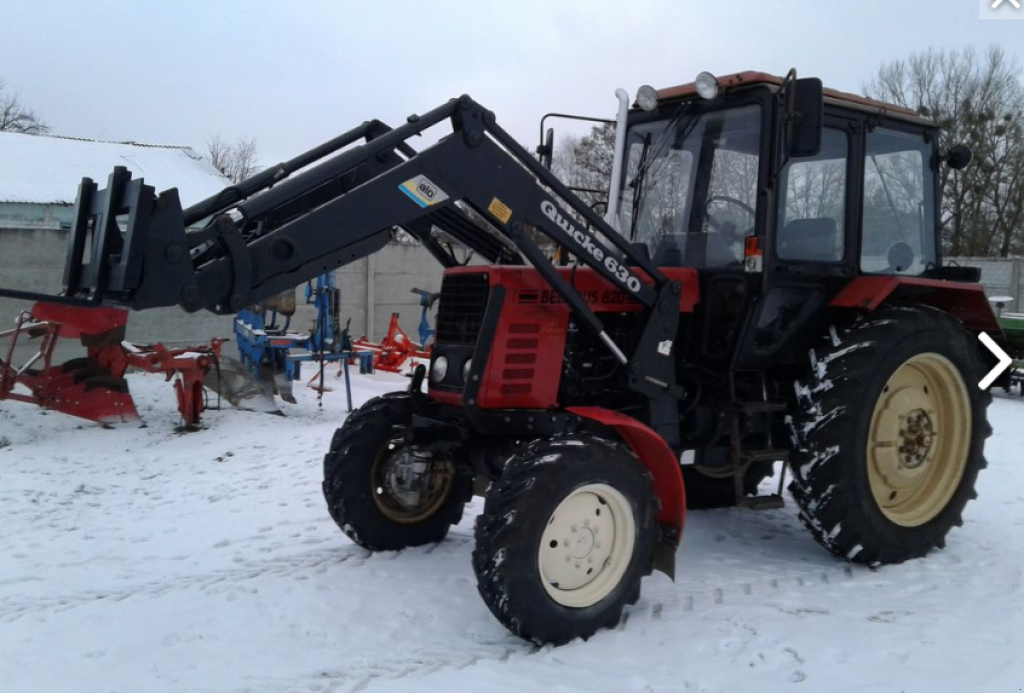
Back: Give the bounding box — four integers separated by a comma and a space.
831, 277, 1002, 335
567, 406, 685, 579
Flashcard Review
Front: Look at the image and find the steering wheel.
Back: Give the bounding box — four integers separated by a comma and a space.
705, 195, 756, 240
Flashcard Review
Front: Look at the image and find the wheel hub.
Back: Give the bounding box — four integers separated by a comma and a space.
571, 527, 596, 559
867, 353, 971, 527
372, 443, 454, 524
899, 408, 935, 469
537, 484, 635, 609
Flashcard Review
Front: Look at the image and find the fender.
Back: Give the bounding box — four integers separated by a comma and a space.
831, 276, 1002, 335
567, 405, 685, 579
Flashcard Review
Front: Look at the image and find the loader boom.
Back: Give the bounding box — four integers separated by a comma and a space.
0, 96, 684, 416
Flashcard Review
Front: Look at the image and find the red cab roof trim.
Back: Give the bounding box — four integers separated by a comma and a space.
654, 70, 920, 119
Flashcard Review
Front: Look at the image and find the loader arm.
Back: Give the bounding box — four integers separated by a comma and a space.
0, 96, 684, 420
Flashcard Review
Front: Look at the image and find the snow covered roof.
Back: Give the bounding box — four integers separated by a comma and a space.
0, 131, 231, 206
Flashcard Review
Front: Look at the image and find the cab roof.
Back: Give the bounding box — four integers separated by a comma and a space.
654, 71, 934, 127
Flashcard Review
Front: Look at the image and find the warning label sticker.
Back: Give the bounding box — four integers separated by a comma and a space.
488, 197, 513, 224
398, 175, 449, 209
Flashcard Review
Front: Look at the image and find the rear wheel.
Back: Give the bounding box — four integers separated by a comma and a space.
788, 307, 991, 565
472, 434, 656, 645
322, 392, 472, 551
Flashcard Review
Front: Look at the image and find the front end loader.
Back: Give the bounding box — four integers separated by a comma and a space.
0, 69, 1005, 644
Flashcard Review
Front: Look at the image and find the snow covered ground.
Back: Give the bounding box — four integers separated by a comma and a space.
1, 370, 1022, 693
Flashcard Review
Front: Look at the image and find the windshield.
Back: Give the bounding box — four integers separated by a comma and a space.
619, 104, 762, 268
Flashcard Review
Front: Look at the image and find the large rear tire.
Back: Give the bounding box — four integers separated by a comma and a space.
788, 307, 991, 565
472, 434, 657, 645
322, 392, 472, 551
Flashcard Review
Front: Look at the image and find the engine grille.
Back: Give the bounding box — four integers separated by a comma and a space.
435, 273, 489, 345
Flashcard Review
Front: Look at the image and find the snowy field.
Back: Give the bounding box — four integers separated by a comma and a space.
1, 370, 1022, 693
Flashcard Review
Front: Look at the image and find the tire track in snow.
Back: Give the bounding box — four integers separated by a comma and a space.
0, 545, 373, 622
620, 561, 863, 629
234, 645, 524, 693
225, 562, 867, 692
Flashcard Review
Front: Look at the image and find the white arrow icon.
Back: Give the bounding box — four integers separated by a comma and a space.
978, 332, 1013, 389
992, 0, 1022, 8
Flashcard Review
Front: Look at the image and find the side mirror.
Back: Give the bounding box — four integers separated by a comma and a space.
537, 127, 555, 169
786, 78, 824, 158
946, 144, 973, 171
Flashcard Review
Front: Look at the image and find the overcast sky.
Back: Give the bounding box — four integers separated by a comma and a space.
1, 0, 1022, 166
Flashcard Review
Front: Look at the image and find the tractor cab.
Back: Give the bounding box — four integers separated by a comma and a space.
612, 71, 966, 369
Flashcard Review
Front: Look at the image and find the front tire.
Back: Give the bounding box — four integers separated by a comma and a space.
472, 434, 657, 645
322, 392, 472, 551
788, 307, 991, 565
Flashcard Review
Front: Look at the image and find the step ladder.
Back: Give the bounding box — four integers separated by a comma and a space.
728, 377, 790, 511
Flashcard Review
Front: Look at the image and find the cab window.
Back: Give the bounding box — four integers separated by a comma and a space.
861, 128, 935, 275
777, 128, 848, 263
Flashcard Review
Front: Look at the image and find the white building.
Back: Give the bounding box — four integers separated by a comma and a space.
0, 132, 235, 347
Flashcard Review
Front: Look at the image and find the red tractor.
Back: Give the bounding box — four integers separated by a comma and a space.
5, 70, 1003, 644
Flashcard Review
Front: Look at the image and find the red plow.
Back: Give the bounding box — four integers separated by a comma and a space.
352, 312, 430, 373
0, 303, 222, 427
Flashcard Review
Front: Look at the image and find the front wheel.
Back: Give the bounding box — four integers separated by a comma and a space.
788, 307, 991, 565
322, 392, 472, 551
472, 434, 656, 645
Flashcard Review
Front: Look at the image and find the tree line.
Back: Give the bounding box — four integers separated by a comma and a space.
866, 46, 1024, 257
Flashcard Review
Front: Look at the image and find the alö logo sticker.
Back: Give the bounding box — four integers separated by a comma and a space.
540, 200, 643, 294
399, 175, 450, 208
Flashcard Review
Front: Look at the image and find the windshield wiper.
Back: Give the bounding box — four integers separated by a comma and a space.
628, 106, 702, 239
632, 102, 696, 191
629, 133, 652, 239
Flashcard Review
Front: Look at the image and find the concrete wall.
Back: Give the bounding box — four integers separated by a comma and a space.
284, 244, 447, 344
0, 226, 237, 349
0, 212, 447, 364
946, 257, 1024, 312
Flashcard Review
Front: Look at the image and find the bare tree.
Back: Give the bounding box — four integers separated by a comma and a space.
0, 79, 50, 135
865, 46, 1024, 257
552, 122, 616, 214
206, 134, 260, 183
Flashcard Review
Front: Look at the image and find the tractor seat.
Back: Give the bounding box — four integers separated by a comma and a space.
779, 218, 839, 263
652, 233, 687, 267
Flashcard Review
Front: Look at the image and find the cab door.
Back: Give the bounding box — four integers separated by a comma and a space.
734, 113, 862, 370
686, 102, 770, 368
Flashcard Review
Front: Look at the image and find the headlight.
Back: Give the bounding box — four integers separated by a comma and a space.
462, 358, 473, 383
695, 71, 720, 100
430, 356, 449, 382
636, 84, 659, 112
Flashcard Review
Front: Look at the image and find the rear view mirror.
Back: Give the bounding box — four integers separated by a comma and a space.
946, 144, 973, 171
537, 127, 554, 169
787, 78, 824, 158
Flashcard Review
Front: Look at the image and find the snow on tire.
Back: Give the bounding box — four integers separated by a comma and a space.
472, 434, 656, 645
788, 306, 992, 565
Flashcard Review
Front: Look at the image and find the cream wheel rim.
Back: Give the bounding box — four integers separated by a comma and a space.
867, 352, 971, 527
537, 484, 636, 608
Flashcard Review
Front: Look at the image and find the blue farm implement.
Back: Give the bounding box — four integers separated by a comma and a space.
232, 272, 361, 410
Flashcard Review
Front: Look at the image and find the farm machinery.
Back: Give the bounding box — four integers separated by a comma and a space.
0, 302, 221, 427
0, 69, 1008, 644
232, 271, 363, 410
990, 296, 1024, 393
351, 307, 432, 374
